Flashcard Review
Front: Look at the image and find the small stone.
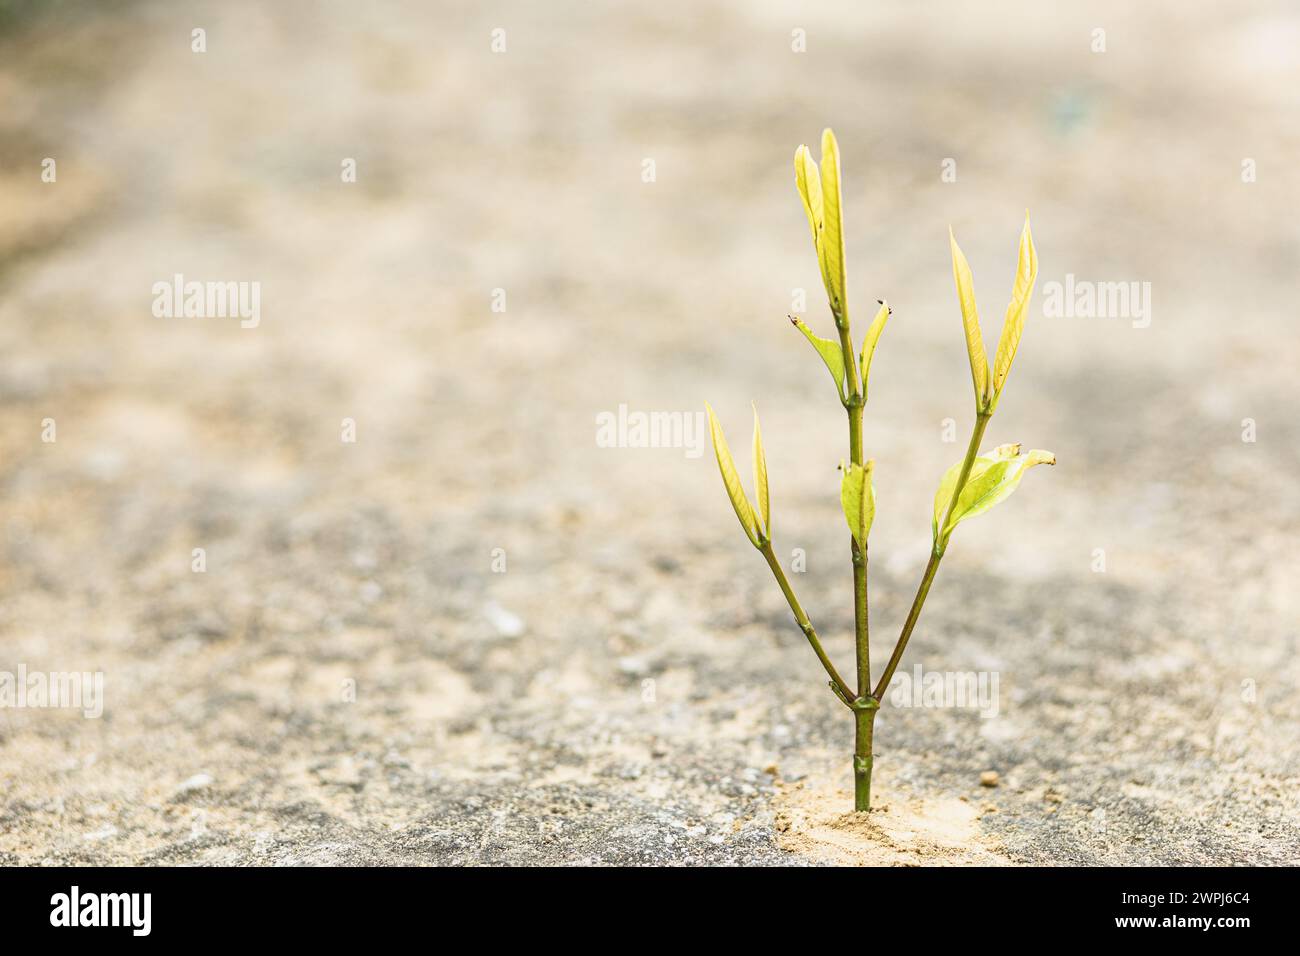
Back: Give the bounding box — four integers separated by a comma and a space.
979, 770, 1000, 788
173, 773, 213, 798
652, 554, 680, 573
617, 656, 649, 676
484, 602, 525, 638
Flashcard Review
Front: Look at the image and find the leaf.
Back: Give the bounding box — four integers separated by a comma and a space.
793, 145, 824, 249
932, 456, 995, 545
752, 403, 770, 539
840, 460, 876, 549
818, 129, 847, 317
791, 316, 846, 399
706, 403, 761, 548
991, 213, 1038, 407
932, 458, 960, 544
859, 300, 892, 401
939, 446, 1056, 542
949, 228, 990, 407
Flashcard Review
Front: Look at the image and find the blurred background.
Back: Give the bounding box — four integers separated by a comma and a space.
0, 0, 1296, 864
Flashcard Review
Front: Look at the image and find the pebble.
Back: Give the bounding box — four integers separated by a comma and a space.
173, 773, 214, 798
617, 656, 649, 676
979, 770, 1000, 787
484, 602, 525, 638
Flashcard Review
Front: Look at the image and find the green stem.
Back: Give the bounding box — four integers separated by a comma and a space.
853, 537, 868, 694
760, 542, 855, 705
853, 700, 878, 811
872, 412, 989, 700
831, 308, 880, 811
837, 311, 876, 810
939, 412, 991, 551
872, 550, 941, 700
846, 402, 869, 698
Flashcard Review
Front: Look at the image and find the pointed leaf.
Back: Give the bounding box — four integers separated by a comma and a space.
705, 403, 760, 548
793, 145, 823, 249
991, 213, 1038, 405
751, 403, 770, 539
949, 228, 990, 407
790, 316, 846, 399
941, 447, 1056, 539
840, 460, 876, 549
859, 300, 892, 401
818, 129, 847, 317
932, 455, 998, 545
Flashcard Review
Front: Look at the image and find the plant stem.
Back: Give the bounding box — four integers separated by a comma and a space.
837, 309, 875, 810
872, 549, 941, 700
939, 412, 992, 548
759, 542, 855, 704
873, 412, 989, 699
853, 700, 878, 811
853, 535, 869, 695
845, 400, 870, 699
834, 323, 870, 667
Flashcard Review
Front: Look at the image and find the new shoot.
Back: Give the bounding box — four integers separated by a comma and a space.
705, 129, 1055, 811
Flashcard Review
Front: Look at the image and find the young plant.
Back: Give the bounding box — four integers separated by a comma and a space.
706, 129, 1054, 811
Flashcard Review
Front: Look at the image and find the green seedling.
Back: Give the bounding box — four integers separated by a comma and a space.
706, 129, 1055, 811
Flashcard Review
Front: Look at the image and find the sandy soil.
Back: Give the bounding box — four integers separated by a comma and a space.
774, 774, 1011, 866
1, 0, 1298, 865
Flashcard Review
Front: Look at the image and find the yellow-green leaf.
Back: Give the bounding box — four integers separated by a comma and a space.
752, 403, 770, 539
706, 403, 761, 548
793, 145, 824, 249
939, 446, 1056, 544
818, 129, 847, 318
949, 228, 990, 408
991, 213, 1038, 407
840, 460, 875, 549
791, 316, 846, 399
859, 300, 892, 401
932, 456, 995, 545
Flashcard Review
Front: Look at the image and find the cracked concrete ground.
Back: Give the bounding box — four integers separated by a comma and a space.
0, 0, 1297, 865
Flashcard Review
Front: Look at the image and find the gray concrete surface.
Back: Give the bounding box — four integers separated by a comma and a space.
0, 0, 1297, 865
